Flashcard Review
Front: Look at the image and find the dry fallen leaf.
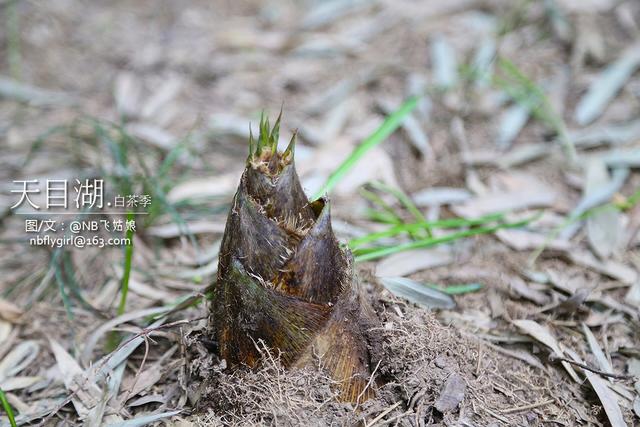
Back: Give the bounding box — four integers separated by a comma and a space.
0, 341, 38, 382
375, 248, 454, 277
452, 173, 555, 217
49, 339, 102, 418
496, 229, 570, 252
569, 251, 638, 284
379, 277, 456, 310
574, 42, 640, 125
582, 323, 614, 379
509, 277, 550, 306
166, 172, 242, 204
512, 319, 580, 382
566, 349, 627, 427
584, 159, 622, 259
146, 221, 226, 238
0, 298, 23, 323
0, 376, 43, 391
624, 283, 640, 307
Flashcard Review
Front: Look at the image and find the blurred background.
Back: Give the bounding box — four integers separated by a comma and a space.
0, 0, 639, 425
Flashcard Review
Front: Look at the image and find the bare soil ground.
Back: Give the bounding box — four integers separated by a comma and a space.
0, 0, 639, 426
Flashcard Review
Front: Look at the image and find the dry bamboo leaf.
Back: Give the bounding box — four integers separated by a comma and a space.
376, 248, 454, 277
625, 283, 640, 306
107, 410, 181, 427
0, 298, 22, 323
558, 0, 616, 12
588, 373, 628, 425
126, 123, 176, 150
574, 43, 640, 125
141, 77, 182, 119
0, 76, 75, 106
601, 149, 640, 168
568, 251, 637, 284
0, 341, 38, 382
496, 103, 530, 149
452, 190, 554, 217
509, 277, 550, 306
472, 37, 496, 89
147, 221, 226, 238
121, 347, 178, 399
0, 398, 65, 427
485, 342, 545, 370
302, 0, 374, 29
512, 319, 580, 382
49, 339, 102, 417
411, 187, 471, 207
81, 307, 168, 365
0, 376, 43, 391
496, 229, 570, 252
0, 321, 10, 344
582, 323, 614, 378
628, 359, 640, 377
166, 172, 241, 203
127, 394, 166, 407
570, 120, 640, 148
585, 159, 622, 258
451, 173, 556, 218
540, 288, 591, 315
497, 143, 550, 168
380, 277, 455, 310
127, 278, 176, 304
566, 349, 627, 426
431, 34, 458, 89
561, 167, 628, 242
114, 72, 141, 119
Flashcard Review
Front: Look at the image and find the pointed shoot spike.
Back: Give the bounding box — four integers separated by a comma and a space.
283, 129, 297, 160
259, 113, 268, 151
257, 111, 266, 153
248, 124, 255, 160
264, 117, 271, 150
271, 105, 283, 152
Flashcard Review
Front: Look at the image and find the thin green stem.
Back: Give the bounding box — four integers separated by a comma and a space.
529, 187, 640, 265
117, 211, 135, 315
349, 213, 505, 248
7, 0, 22, 80
0, 387, 17, 427
312, 95, 419, 200
355, 214, 538, 262
359, 188, 404, 224
369, 180, 431, 237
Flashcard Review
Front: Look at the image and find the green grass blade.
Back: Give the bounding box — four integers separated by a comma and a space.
364, 209, 402, 224
355, 213, 539, 262
530, 187, 640, 265
349, 213, 505, 248
369, 180, 431, 237
0, 387, 17, 427
359, 188, 404, 224
369, 181, 425, 223
117, 211, 135, 316
495, 57, 575, 161
311, 95, 419, 200
52, 249, 73, 320
7, 0, 22, 80
425, 283, 483, 295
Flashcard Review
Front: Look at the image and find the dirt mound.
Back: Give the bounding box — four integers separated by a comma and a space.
189, 299, 587, 426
